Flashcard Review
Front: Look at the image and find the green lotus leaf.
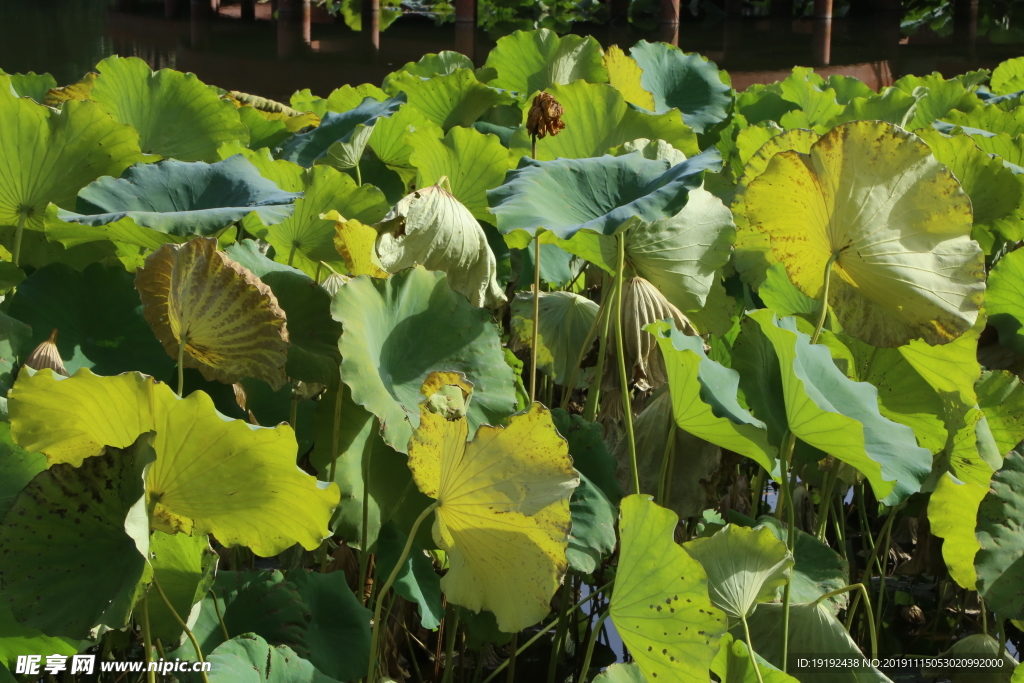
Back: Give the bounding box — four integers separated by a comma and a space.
331, 266, 517, 453
929, 471, 989, 589
0, 423, 45, 522
943, 105, 1024, 137
829, 86, 919, 128
604, 45, 656, 110
277, 96, 404, 168
375, 521, 444, 629
743, 602, 887, 683
970, 131, 1024, 173
610, 494, 728, 683
135, 237, 290, 390
975, 445, 1024, 618
0, 313, 30, 396
593, 663, 646, 683
899, 313, 984, 407
684, 524, 794, 621
387, 69, 508, 131
565, 471, 617, 574
776, 68, 843, 131
629, 40, 731, 134
510, 291, 598, 387
289, 89, 328, 117
319, 84, 388, 114
992, 57, 1024, 95
743, 120, 984, 347
748, 309, 932, 505
0, 87, 145, 262
988, 248, 1024, 355
489, 150, 718, 249
382, 51, 475, 94
821, 75, 875, 104
0, 447, 149, 638
194, 634, 339, 683
8, 263, 176, 384
287, 570, 371, 681
1, 70, 57, 103
925, 634, 1018, 683
610, 137, 688, 164
516, 80, 699, 161
407, 400, 578, 632
731, 128, 819, 288
550, 408, 621, 502
376, 182, 506, 309
186, 570, 310, 660
712, 633, 800, 683
649, 321, 776, 472
752, 515, 850, 613
406, 125, 508, 222
894, 75, 979, 131
0, 600, 78, 672
734, 83, 798, 125
147, 530, 218, 643
89, 56, 248, 162
977, 370, 1024, 456
482, 29, 607, 94
57, 155, 299, 233
236, 106, 292, 151
368, 103, 444, 186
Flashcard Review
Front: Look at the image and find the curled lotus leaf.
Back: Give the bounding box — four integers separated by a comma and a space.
135, 237, 290, 390
510, 290, 599, 388
742, 120, 984, 347
407, 391, 578, 633
376, 181, 506, 309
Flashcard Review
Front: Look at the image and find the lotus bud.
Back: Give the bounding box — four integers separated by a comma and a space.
24, 329, 68, 377
527, 92, 565, 140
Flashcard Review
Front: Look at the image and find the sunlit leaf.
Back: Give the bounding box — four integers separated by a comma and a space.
711, 633, 799, 683
482, 29, 607, 94
988, 248, 1024, 355
147, 531, 218, 643
603, 46, 655, 110
992, 57, 1024, 95
276, 95, 403, 167
197, 634, 339, 683
975, 446, 1024, 619
387, 69, 507, 131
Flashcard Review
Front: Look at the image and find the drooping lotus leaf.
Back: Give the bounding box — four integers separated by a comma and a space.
629, 41, 731, 134
748, 310, 932, 505
926, 634, 1018, 683
406, 125, 508, 222
0, 88, 144, 260
382, 51, 475, 94
0, 448, 149, 639
407, 398, 578, 632
50, 155, 300, 243
610, 495, 728, 683
746, 121, 984, 347
515, 80, 699, 161
196, 634, 339, 683
375, 522, 444, 629
988, 248, 1024, 355
712, 633, 799, 683
8, 263, 176, 383
375, 182, 507, 309
11, 368, 339, 556
386, 69, 508, 131
276, 95, 404, 168
482, 29, 607, 94
743, 602, 888, 683
992, 57, 1024, 95
649, 321, 776, 472
510, 291, 598, 387
975, 446, 1024, 618
322, 213, 388, 278
0, 600, 78, 673
147, 530, 218, 643
488, 149, 719, 249
255, 165, 389, 278
929, 471, 989, 589
331, 266, 517, 453
89, 56, 248, 162
684, 524, 794, 621
287, 570, 371, 681
603, 46, 655, 110
135, 237, 290, 390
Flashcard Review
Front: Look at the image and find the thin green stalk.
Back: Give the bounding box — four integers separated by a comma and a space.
289, 384, 299, 430
530, 234, 541, 403
576, 611, 609, 683
980, 597, 987, 637
997, 615, 1007, 655
358, 438, 374, 606
328, 383, 343, 491
656, 423, 676, 506
778, 431, 797, 672
153, 577, 209, 683
506, 634, 518, 683
441, 604, 460, 683
873, 505, 899, 635
815, 467, 837, 542
613, 234, 639, 494
355, 162, 362, 187
546, 580, 573, 683
583, 273, 614, 422
11, 213, 27, 269
287, 243, 297, 267
741, 613, 766, 683
208, 589, 230, 642
814, 584, 877, 660
480, 581, 613, 683
750, 466, 766, 518
561, 292, 608, 411
855, 484, 882, 578
177, 336, 188, 397
811, 253, 840, 345
140, 596, 156, 683
832, 495, 849, 563
369, 502, 439, 683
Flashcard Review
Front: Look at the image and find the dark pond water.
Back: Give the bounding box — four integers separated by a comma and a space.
3, 0, 1023, 102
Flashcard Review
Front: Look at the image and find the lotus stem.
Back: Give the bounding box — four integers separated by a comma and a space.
750, 466, 766, 517
741, 613, 766, 683
576, 610, 609, 683
546, 580, 573, 683
328, 381, 343, 486
287, 243, 297, 267
816, 466, 838, 542
530, 234, 541, 403
980, 597, 988, 636
583, 273, 613, 422
613, 234, 640, 495
873, 504, 900, 637
355, 162, 362, 187
812, 253, 840, 344
997, 615, 1007, 655
289, 384, 299, 429
506, 634, 518, 683
358, 438, 373, 606
441, 604, 460, 683
153, 576, 209, 683
208, 588, 230, 642
368, 501, 439, 683
12, 213, 27, 271
814, 583, 877, 661
656, 423, 676, 506
177, 335, 188, 397
140, 595, 157, 683
778, 431, 797, 672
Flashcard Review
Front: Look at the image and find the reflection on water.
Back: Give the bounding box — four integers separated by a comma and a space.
2, 0, 1023, 102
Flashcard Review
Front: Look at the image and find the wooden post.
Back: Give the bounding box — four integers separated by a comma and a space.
455, 0, 475, 24
240, 0, 256, 21
661, 0, 680, 25
455, 22, 476, 63
362, 0, 380, 53
190, 0, 211, 48
277, 0, 311, 58
813, 0, 832, 19
812, 16, 831, 65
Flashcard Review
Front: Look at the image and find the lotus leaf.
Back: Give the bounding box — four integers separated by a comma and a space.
975, 446, 1024, 618
988, 248, 1024, 355
89, 56, 247, 162
0, 424, 45, 522
943, 105, 1024, 137
368, 103, 444, 185
742, 120, 984, 347
375, 522, 444, 629
992, 57, 1024, 95
135, 237, 290, 389
629, 40, 731, 134
593, 663, 646, 683
323, 212, 389, 277
387, 69, 507, 131
147, 530, 218, 643
376, 181, 506, 308
383, 52, 475, 93
510, 291, 598, 387
603, 46, 655, 110
331, 266, 517, 453
407, 400, 578, 632
777, 68, 844, 131
712, 633, 800, 683
929, 471, 989, 589
276, 95, 403, 168
610, 494, 728, 683
977, 370, 1024, 456
287, 570, 371, 681
0, 601, 77, 672
482, 29, 607, 94
196, 634, 339, 683
925, 634, 1018, 683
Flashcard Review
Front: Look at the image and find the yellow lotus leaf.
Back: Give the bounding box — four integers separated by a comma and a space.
743, 121, 985, 347
135, 236, 290, 389
407, 392, 579, 633
322, 209, 389, 278
604, 45, 656, 110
